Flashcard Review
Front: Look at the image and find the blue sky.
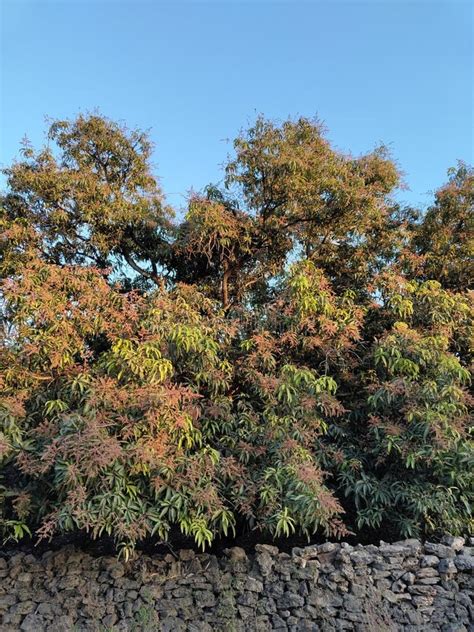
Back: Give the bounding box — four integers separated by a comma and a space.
1, 1, 472, 213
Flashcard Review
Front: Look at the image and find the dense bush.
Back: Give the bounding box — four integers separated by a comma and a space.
1, 114, 472, 556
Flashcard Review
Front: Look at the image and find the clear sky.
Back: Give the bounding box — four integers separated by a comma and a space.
1, 0, 472, 213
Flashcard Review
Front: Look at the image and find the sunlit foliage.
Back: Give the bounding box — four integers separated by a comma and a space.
1, 114, 472, 555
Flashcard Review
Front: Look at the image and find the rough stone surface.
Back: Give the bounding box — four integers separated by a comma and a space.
0, 537, 472, 631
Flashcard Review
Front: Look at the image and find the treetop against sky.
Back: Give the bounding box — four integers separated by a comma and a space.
1, 0, 472, 210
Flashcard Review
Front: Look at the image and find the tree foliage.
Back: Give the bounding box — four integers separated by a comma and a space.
1, 113, 472, 555
408, 162, 473, 291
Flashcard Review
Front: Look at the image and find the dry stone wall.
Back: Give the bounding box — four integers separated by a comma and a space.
0, 536, 472, 631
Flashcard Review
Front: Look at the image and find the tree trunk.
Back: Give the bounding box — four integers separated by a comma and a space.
222, 260, 230, 310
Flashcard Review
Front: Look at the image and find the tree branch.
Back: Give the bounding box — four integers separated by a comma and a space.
121, 251, 163, 287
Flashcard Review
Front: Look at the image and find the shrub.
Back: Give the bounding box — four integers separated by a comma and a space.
336, 280, 473, 537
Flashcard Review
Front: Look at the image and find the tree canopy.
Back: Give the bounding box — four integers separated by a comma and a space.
1, 114, 472, 557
